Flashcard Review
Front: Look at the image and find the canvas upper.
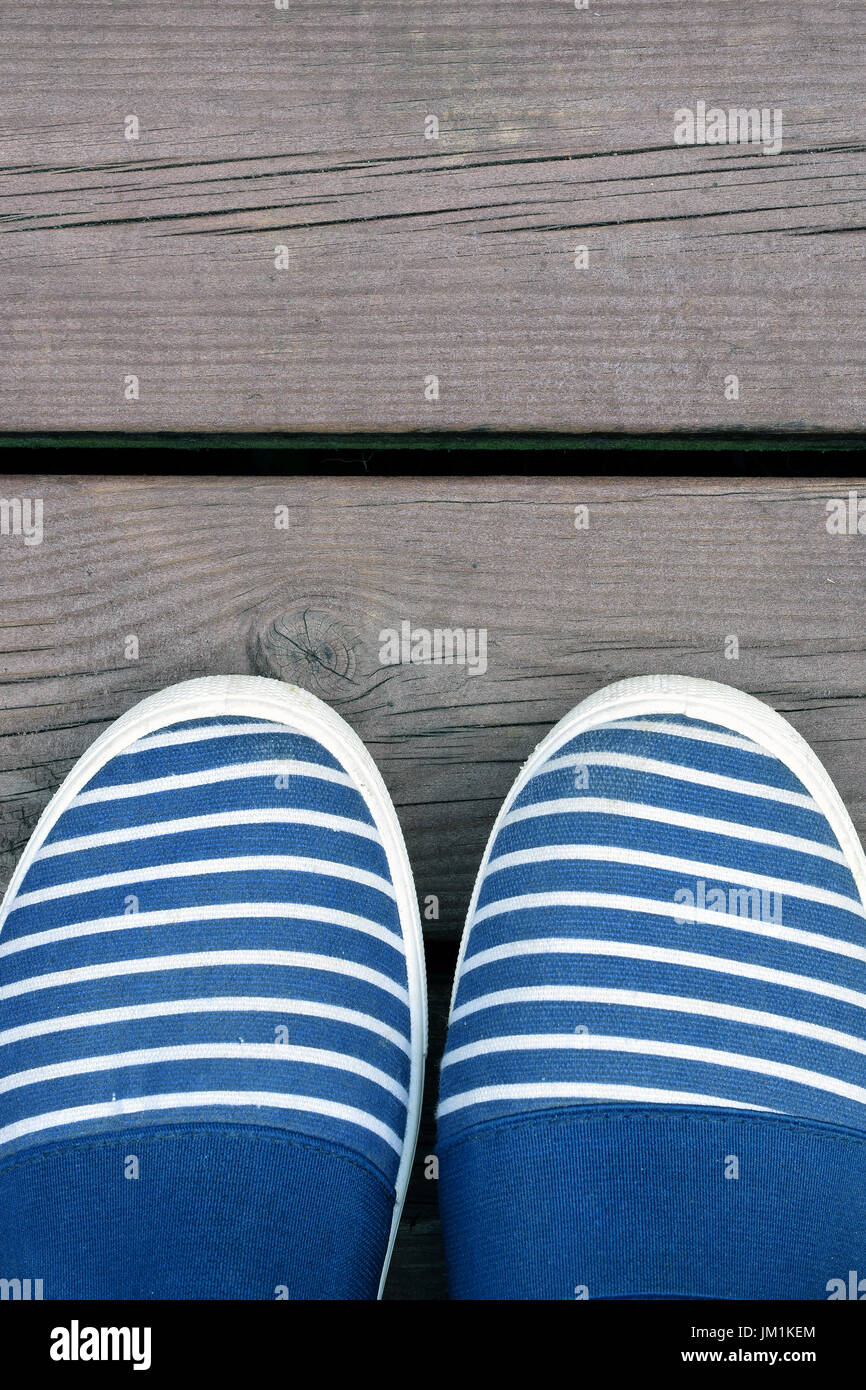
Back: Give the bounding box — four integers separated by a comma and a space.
437, 705, 866, 1299
0, 701, 422, 1299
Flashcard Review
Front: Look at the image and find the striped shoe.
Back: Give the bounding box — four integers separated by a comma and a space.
437, 675, 866, 1299
0, 676, 425, 1299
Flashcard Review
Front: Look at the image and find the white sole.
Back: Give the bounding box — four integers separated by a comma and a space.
0, 674, 427, 1301
450, 673, 866, 1017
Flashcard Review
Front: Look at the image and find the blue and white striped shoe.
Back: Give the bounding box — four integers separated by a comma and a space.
438, 675, 866, 1300
0, 676, 426, 1299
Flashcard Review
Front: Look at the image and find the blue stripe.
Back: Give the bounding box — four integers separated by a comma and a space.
492, 812, 855, 892
83, 723, 344, 785
45, 776, 377, 841
27, 822, 390, 890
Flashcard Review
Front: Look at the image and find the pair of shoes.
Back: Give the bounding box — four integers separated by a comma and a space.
1, 675, 864, 1300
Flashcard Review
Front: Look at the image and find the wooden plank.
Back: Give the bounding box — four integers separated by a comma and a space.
1, 2, 864, 432
3, 473, 866, 927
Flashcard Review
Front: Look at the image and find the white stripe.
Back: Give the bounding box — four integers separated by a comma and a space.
0, 995, 410, 1054
0, 1091, 403, 1153
0, 949, 409, 1005
450, 984, 866, 1056
539, 751, 817, 808
437, 1082, 776, 1119
602, 719, 771, 756
471, 890, 866, 965
37, 808, 381, 860
440, 1033, 866, 1107
0, 901, 405, 961
460, 937, 866, 1012
10, 854, 396, 911
501, 796, 846, 863
127, 722, 290, 752
0, 1042, 408, 1104
71, 759, 353, 805
484, 844, 864, 917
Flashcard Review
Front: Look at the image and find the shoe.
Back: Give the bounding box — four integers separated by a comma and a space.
437, 675, 866, 1299
0, 676, 426, 1299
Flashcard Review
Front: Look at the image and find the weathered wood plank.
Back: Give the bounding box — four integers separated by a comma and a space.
3, 473, 866, 934
1, 2, 864, 431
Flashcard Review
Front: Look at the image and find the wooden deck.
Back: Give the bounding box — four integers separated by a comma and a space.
1, 1, 865, 433
2, 472, 866, 1295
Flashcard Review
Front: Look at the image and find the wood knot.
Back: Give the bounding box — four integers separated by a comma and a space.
248, 606, 364, 703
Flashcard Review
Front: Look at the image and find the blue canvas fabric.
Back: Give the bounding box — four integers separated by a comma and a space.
0, 1127, 394, 1300
438, 712, 866, 1299
0, 715, 413, 1299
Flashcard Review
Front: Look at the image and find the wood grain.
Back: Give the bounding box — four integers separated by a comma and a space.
1, 2, 864, 432
4, 470, 866, 1296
